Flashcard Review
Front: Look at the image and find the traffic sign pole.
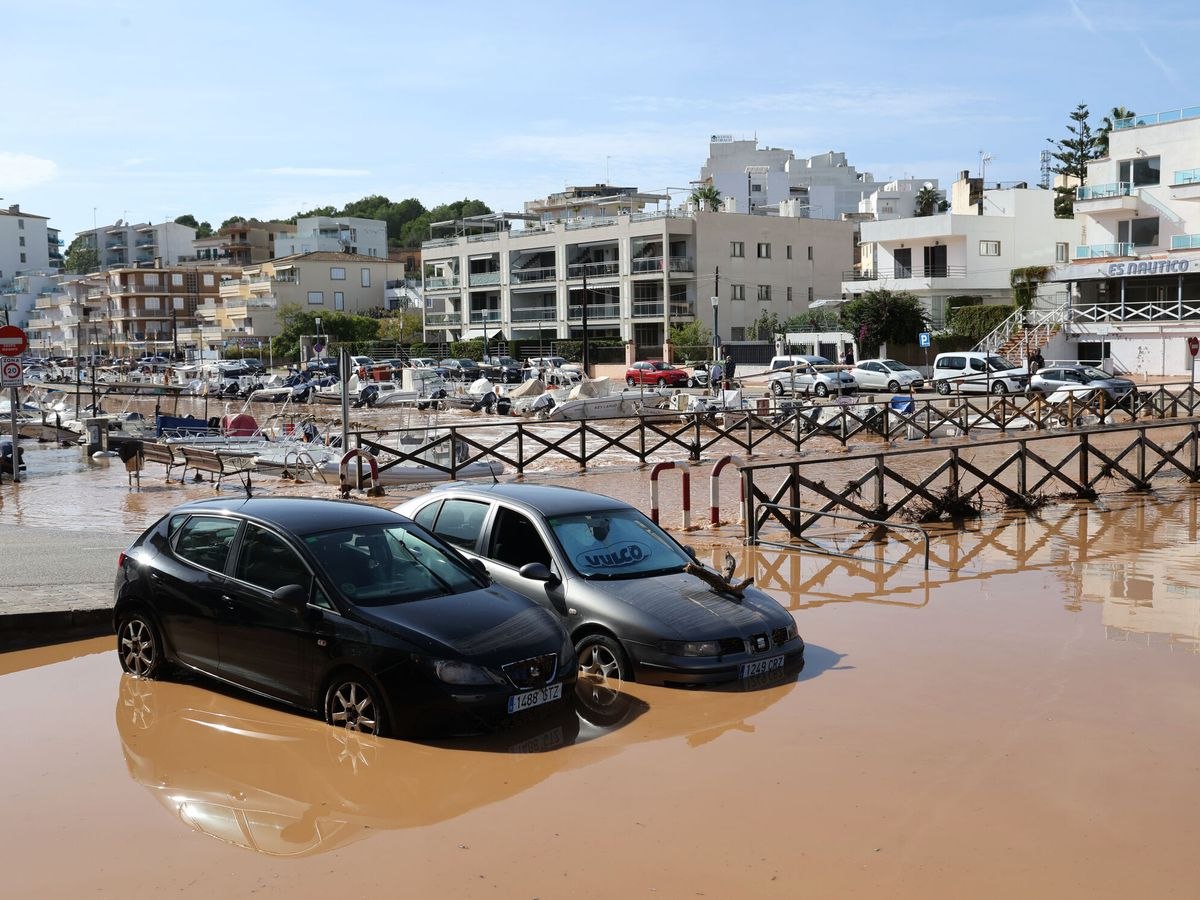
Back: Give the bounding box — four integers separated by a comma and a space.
0, 330, 27, 484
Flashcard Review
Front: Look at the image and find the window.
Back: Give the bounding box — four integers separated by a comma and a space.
979, 240, 1001, 256
172, 273, 183, 286
1056, 242, 1069, 263
307, 291, 324, 305
757, 242, 771, 259
173, 516, 239, 573
360, 268, 371, 287
334, 291, 345, 311
1118, 217, 1159, 247
431, 498, 489, 550
234, 524, 310, 593
144, 297, 161, 310
173, 297, 184, 309
489, 507, 552, 570
1119, 156, 1160, 187
17, 219, 24, 230
203, 274, 214, 286
330, 266, 346, 281
731, 284, 745, 301
807, 246, 813, 261
786, 245, 793, 260
731, 327, 746, 341
730, 241, 744, 258
413, 500, 441, 531
751, 183, 762, 193
18, 236, 24, 247
19, 253, 25, 263
787, 286, 793, 302
757, 284, 771, 301
145, 273, 160, 286
808, 286, 814, 302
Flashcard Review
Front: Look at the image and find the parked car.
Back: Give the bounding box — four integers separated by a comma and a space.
113, 497, 576, 737
239, 357, 266, 374
1029, 365, 1137, 407
932, 352, 1027, 395
626, 360, 689, 387
481, 355, 524, 384
848, 358, 925, 392
350, 355, 375, 370
767, 355, 857, 397
439, 358, 483, 381
410, 357, 449, 377
395, 484, 804, 686
306, 357, 340, 374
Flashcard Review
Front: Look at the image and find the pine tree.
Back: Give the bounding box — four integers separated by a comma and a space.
1046, 103, 1101, 218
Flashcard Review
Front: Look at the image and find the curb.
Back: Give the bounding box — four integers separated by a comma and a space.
0, 608, 113, 653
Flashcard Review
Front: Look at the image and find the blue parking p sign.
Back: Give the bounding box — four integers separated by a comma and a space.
918, 331, 932, 348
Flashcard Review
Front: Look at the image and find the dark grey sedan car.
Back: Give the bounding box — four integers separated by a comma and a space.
396, 484, 804, 686
1029, 365, 1137, 407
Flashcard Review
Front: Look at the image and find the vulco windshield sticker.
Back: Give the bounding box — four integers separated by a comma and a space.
577, 542, 649, 570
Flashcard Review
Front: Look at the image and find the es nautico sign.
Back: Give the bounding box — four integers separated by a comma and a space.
1106, 259, 1191, 277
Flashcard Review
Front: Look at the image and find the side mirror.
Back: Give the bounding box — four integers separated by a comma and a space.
271, 583, 308, 612
682, 545, 698, 561
519, 562, 561, 587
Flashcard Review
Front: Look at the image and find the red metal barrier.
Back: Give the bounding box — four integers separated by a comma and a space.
650, 460, 691, 530
338, 449, 384, 497
710, 455, 746, 526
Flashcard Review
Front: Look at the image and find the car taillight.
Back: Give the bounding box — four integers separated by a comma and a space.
117, 552, 127, 570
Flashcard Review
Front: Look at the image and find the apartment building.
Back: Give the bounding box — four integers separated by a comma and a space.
0, 204, 57, 283
697, 137, 917, 220
74, 220, 197, 270
842, 172, 1079, 328
421, 186, 852, 355
273, 216, 387, 259
1048, 104, 1200, 375
191, 220, 290, 266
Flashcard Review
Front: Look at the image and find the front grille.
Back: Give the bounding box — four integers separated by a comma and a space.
748, 632, 771, 654
772, 627, 791, 647
502, 654, 558, 689
719, 637, 745, 655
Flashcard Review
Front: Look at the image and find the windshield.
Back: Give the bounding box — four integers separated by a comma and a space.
306, 523, 482, 606
881, 360, 915, 371
651, 361, 677, 371
986, 355, 1019, 372
546, 509, 691, 579
1079, 367, 1110, 381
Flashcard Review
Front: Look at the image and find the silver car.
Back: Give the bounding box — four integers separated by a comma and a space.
768, 355, 857, 398
1029, 365, 1137, 407
396, 484, 803, 686
848, 358, 925, 392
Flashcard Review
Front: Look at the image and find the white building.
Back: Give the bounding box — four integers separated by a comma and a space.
1048, 104, 1200, 376
273, 216, 387, 260
421, 186, 852, 357
842, 172, 1079, 328
697, 137, 922, 220
857, 179, 943, 221
0, 204, 57, 283
74, 220, 197, 270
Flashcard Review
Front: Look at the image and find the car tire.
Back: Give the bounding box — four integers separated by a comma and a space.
324, 673, 387, 737
626, 376, 636, 386
770, 380, 784, 397
935, 380, 951, 396
815, 383, 829, 398
992, 382, 1008, 395
687, 377, 697, 388
117, 612, 166, 679
576, 633, 633, 685
887, 380, 901, 393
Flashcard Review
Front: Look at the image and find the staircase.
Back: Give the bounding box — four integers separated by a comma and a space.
976, 301, 1069, 358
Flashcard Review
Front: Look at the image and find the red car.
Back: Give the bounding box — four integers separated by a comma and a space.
626, 360, 689, 387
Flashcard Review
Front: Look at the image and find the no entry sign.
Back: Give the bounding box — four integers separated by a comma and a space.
0, 325, 28, 357
1189, 336, 1199, 357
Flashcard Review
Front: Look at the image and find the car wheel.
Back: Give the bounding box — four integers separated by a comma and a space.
687, 377, 697, 388
117, 612, 165, 679
814, 383, 829, 398
992, 382, 1008, 395
626, 376, 636, 386
770, 380, 783, 397
935, 380, 951, 396
576, 634, 633, 685
324, 674, 386, 737
887, 380, 901, 392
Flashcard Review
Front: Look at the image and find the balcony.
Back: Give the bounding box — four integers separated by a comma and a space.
511, 306, 557, 322
1171, 169, 1200, 202
1075, 182, 1138, 213
631, 256, 695, 274
1075, 243, 1135, 259
1171, 234, 1200, 250
633, 301, 663, 318
468, 271, 501, 287
568, 303, 620, 320
1113, 106, 1200, 131
468, 309, 502, 324
135, 237, 156, 248
424, 312, 462, 326
566, 261, 619, 279
510, 266, 556, 285
425, 276, 460, 290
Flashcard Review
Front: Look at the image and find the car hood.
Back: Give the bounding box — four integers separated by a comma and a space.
351, 587, 565, 662
575, 569, 793, 640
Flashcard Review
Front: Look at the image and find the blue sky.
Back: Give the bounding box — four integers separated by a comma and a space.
4, 0, 1199, 242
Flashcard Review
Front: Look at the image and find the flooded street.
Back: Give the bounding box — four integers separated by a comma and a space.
3, 488, 1200, 897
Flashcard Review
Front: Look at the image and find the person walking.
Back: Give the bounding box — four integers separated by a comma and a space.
723, 353, 736, 386
709, 358, 724, 395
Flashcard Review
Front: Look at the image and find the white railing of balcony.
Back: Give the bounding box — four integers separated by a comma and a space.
509, 266, 556, 284
1075, 243, 1134, 259
630, 209, 689, 222
1071, 298, 1200, 323
1076, 182, 1132, 200
468, 272, 502, 286
510, 307, 557, 322
633, 301, 664, 317
1171, 234, 1200, 250
565, 217, 618, 231
469, 310, 502, 324
568, 303, 620, 319
424, 313, 462, 326
425, 277, 461, 290
670, 302, 695, 318
1174, 168, 1200, 185
631, 256, 663, 273
668, 257, 694, 272
567, 261, 619, 278
422, 237, 460, 248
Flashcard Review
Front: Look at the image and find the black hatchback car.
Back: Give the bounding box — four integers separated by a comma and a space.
113, 497, 576, 737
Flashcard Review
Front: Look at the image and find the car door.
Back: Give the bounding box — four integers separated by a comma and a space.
218, 522, 317, 705
159, 514, 240, 673
481, 505, 569, 617
859, 362, 883, 389
428, 497, 491, 554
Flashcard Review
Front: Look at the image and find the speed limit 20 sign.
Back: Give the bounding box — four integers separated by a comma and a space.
1, 358, 23, 387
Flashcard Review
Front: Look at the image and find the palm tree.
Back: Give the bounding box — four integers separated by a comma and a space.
1096, 106, 1136, 157
914, 184, 941, 217
690, 184, 723, 212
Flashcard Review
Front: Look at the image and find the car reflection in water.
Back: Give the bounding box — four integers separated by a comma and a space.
115, 658, 800, 857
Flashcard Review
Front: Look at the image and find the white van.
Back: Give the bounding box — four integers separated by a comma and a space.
932, 352, 1028, 395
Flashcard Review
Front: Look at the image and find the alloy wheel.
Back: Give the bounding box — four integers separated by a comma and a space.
326, 679, 382, 735
118, 617, 160, 678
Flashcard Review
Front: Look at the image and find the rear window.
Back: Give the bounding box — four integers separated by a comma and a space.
940, 356, 965, 371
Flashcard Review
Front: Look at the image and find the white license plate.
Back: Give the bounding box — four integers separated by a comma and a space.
740, 656, 785, 679
507, 683, 563, 714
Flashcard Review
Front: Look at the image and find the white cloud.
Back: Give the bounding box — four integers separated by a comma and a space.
1067, 0, 1096, 33
1138, 39, 1178, 83
262, 167, 371, 178
0, 152, 58, 190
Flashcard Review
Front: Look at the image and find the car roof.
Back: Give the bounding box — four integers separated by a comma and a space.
418, 483, 630, 517
168, 496, 404, 536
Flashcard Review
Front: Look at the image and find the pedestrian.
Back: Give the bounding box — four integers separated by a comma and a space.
1033, 348, 1045, 372
841, 347, 854, 367
724, 353, 736, 385
709, 358, 724, 394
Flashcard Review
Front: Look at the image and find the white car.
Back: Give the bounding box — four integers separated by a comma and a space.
848, 359, 925, 392
767, 355, 857, 398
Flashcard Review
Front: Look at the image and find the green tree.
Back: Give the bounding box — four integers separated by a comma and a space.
782, 308, 841, 333
378, 310, 424, 343
839, 289, 928, 357
668, 319, 711, 349
1096, 106, 1136, 157
1047, 102, 1101, 218
63, 236, 99, 273
748, 310, 781, 341
399, 198, 493, 248
689, 184, 722, 212
946, 304, 1015, 341
174, 213, 213, 237
1010, 265, 1051, 311
914, 184, 941, 216
219, 216, 247, 230
274, 306, 380, 362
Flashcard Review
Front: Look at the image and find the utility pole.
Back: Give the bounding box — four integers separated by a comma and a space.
713, 265, 720, 363
581, 273, 590, 377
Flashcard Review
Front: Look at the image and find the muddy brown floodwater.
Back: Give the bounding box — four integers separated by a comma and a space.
3, 481, 1200, 897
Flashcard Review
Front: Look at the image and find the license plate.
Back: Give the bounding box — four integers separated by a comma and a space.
740, 656, 784, 679
507, 683, 563, 714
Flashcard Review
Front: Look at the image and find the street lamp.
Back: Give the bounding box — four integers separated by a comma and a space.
314, 316, 322, 363
711, 294, 720, 363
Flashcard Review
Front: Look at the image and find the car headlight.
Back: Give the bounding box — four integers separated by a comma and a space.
430, 660, 505, 686
783, 622, 799, 642
661, 640, 723, 657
